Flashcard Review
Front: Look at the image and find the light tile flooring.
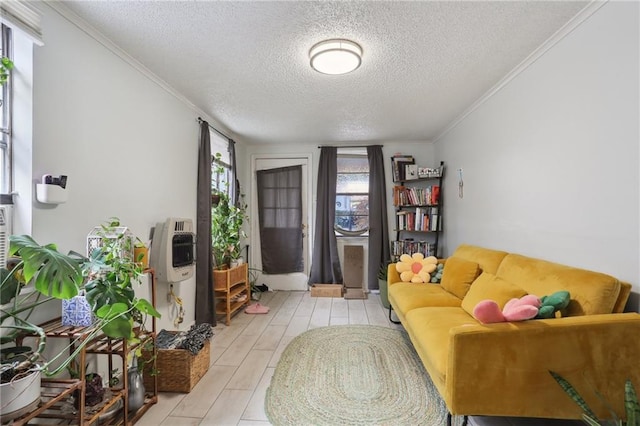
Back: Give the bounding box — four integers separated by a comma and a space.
137, 291, 579, 426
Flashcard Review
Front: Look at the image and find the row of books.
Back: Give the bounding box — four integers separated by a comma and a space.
396, 207, 440, 232
391, 240, 436, 259
390, 155, 414, 182
393, 185, 440, 206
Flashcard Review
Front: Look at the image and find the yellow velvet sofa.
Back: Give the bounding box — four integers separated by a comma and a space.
387, 244, 640, 421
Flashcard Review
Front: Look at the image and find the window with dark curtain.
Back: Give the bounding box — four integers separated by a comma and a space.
256, 165, 303, 274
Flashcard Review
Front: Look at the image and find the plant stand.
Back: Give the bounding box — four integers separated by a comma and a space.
213, 263, 250, 325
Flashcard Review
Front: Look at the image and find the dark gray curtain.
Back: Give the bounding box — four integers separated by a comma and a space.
256, 165, 303, 274
195, 121, 215, 325
229, 139, 240, 206
308, 147, 343, 284
367, 145, 390, 290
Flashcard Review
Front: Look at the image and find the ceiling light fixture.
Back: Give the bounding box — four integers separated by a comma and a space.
309, 39, 362, 75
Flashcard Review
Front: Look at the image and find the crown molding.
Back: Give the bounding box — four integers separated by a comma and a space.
43, 0, 234, 139
433, 0, 609, 143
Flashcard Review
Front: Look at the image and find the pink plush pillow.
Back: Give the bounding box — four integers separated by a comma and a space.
473, 295, 541, 324
461, 272, 527, 317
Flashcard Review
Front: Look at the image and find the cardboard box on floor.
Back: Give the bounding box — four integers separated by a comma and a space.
310, 284, 343, 297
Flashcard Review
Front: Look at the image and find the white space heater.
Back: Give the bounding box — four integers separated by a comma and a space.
150, 217, 195, 283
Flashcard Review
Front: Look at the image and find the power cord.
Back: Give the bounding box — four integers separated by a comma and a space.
168, 284, 185, 327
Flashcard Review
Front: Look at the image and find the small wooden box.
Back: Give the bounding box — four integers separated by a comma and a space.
143, 338, 210, 393
310, 284, 343, 297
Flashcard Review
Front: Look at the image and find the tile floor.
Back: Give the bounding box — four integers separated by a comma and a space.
136, 291, 579, 426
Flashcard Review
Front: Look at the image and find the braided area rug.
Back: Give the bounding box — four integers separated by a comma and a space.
265, 325, 449, 425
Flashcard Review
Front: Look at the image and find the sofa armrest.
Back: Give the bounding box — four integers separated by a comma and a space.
446, 313, 640, 418
387, 263, 401, 286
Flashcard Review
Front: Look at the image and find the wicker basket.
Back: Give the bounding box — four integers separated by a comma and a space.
213, 263, 247, 290
143, 337, 210, 393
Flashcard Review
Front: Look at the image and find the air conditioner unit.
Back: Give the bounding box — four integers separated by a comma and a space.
0, 205, 13, 269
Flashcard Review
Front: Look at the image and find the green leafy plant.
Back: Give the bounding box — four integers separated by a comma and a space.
0, 56, 13, 86
549, 371, 640, 426
211, 192, 247, 267
83, 218, 160, 339
377, 260, 391, 281
1, 221, 161, 384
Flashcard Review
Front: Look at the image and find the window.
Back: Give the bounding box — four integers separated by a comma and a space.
335, 149, 369, 235
210, 130, 230, 196
0, 24, 11, 198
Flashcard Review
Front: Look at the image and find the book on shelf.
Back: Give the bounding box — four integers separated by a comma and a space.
430, 206, 441, 231
391, 155, 414, 182
394, 185, 440, 207
405, 164, 418, 180
391, 240, 436, 259
431, 185, 440, 205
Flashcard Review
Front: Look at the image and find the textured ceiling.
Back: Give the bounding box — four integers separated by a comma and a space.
59, 1, 588, 145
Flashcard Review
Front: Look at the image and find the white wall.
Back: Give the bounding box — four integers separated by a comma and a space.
434, 2, 639, 308
25, 3, 236, 331
244, 141, 435, 287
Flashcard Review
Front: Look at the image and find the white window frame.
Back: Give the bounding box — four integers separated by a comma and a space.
0, 24, 12, 200
335, 148, 369, 237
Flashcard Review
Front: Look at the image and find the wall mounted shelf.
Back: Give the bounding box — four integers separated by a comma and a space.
36, 183, 68, 204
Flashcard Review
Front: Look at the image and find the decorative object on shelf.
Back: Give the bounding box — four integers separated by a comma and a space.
86, 218, 134, 260
83, 217, 161, 339
61, 290, 94, 327
127, 356, 145, 413
82, 373, 105, 407
133, 238, 149, 269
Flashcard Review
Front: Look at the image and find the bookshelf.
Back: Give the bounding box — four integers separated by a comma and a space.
391, 158, 445, 261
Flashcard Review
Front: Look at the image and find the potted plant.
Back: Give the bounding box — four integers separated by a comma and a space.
1, 221, 161, 420
549, 371, 639, 425
378, 260, 391, 309
1, 235, 86, 420
83, 218, 161, 339
211, 192, 247, 269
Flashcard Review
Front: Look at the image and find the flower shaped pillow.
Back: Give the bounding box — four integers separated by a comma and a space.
396, 253, 438, 283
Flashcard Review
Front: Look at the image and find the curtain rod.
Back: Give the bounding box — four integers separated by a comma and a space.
317, 144, 383, 149
197, 117, 232, 141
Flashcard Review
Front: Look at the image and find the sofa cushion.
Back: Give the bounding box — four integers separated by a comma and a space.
496, 254, 621, 316
440, 257, 481, 299
461, 272, 527, 317
450, 244, 509, 275
389, 282, 462, 317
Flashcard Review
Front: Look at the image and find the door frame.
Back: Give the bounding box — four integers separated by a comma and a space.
250, 153, 314, 290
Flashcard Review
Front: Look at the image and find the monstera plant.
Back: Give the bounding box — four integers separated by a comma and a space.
1, 228, 160, 382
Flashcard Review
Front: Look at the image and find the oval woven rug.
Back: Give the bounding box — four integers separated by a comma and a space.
265, 325, 448, 425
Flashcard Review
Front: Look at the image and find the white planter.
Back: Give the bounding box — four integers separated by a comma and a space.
0, 369, 42, 422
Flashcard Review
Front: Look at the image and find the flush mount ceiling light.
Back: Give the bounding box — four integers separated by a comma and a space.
309, 39, 362, 75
